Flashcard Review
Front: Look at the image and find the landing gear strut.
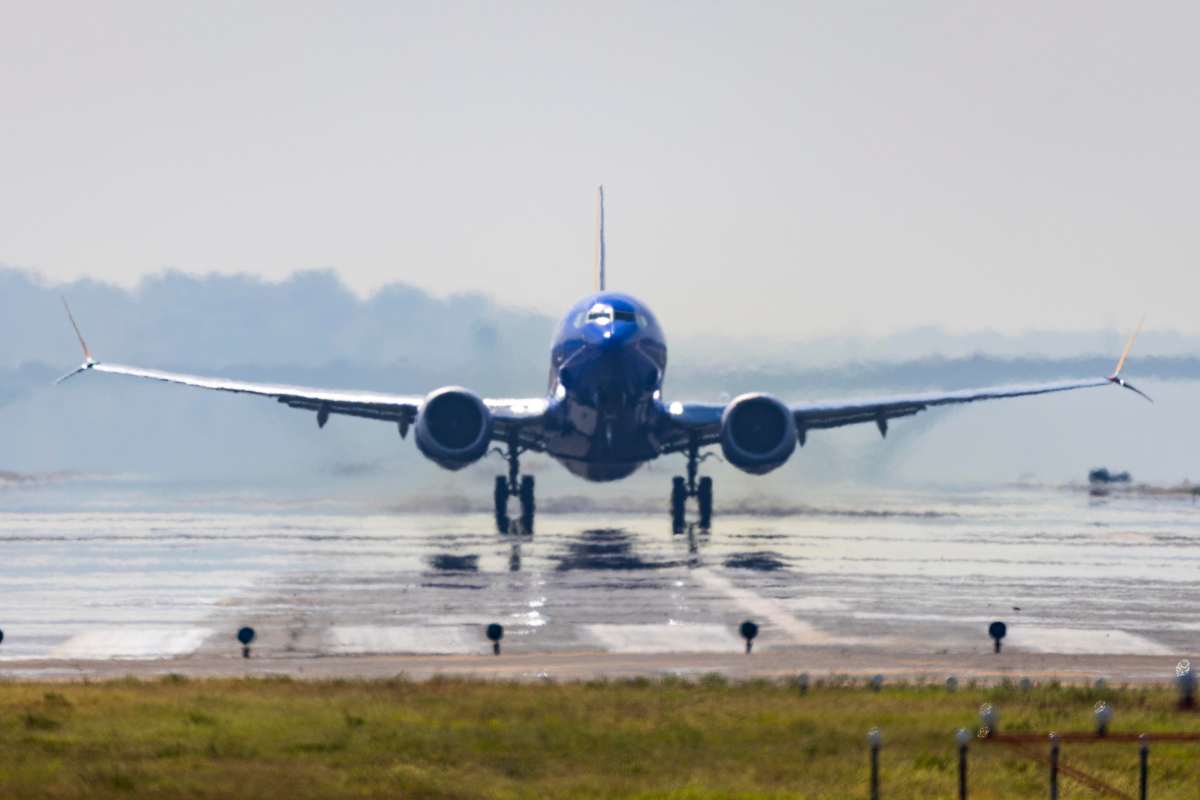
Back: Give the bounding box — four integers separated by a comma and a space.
492, 435, 533, 534
671, 438, 713, 532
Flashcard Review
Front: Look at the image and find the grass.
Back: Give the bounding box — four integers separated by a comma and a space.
0, 675, 1198, 798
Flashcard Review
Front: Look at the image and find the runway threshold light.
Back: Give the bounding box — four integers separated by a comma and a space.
988, 621, 1007, 654
486, 623, 504, 655
1176, 659, 1195, 709
739, 620, 759, 654
979, 703, 998, 738
237, 626, 256, 659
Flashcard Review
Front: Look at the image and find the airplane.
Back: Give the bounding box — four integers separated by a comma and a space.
58, 187, 1149, 533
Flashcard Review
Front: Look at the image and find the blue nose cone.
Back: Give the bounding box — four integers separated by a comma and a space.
597, 321, 637, 352
579, 319, 637, 352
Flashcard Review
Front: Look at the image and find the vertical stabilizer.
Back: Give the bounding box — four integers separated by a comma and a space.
595, 185, 606, 291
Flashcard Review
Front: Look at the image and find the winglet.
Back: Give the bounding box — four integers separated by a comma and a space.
595, 185, 606, 292
56, 297, 96, 384
1107, 316, 1152, 402
1110, 315, 1143, 379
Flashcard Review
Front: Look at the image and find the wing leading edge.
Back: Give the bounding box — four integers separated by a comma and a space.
56, 303, 550, 445
83, 361, 423, 424
663, 325, 1149, 450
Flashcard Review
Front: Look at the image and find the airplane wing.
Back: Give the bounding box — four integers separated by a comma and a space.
660, 325, 1149, 452
56, 302, 550, 446
80, 362, 421, 421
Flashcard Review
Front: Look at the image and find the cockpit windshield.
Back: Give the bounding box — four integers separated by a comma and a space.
586, 303, 613, 324
575, 302, 641, 328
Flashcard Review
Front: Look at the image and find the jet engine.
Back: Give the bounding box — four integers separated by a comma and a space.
719, 393, 797, 474
414, 387, 494, 470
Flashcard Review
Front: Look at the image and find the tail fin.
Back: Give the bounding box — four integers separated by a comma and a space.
595, 185, 606, 291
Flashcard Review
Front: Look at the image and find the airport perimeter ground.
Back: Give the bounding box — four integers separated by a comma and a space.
3, 674, 1200, 799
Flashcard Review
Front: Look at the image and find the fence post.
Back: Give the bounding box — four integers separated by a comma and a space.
1139, 734, 1148, 800
1048, 733, 1059, 800
955, 728, 970, 800
867, 728, 881, 800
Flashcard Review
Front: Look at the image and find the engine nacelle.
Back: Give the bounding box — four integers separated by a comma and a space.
719, 393, 797, 475
414, 387, 493, 470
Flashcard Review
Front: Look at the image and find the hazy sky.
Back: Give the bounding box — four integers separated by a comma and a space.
3, 2, 1198, 341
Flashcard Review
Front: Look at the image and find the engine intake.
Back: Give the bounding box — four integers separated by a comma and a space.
719, 393, 797, 474
414, 387, 493, 470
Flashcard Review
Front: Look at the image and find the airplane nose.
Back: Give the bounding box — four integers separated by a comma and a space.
598, 322, 635, 351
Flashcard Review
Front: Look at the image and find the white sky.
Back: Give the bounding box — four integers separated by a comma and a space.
3, 2, 1198, 340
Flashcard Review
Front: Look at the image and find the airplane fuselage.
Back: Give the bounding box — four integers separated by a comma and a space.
543, 291, 668, 481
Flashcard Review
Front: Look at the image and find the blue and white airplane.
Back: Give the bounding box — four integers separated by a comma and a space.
60, 188, 1148, 532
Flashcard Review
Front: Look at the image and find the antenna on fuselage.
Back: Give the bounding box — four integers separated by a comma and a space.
595, 185, 606, 291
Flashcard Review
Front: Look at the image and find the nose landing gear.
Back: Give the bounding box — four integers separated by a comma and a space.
493, 435, 534, 534
671, 439, 714, 532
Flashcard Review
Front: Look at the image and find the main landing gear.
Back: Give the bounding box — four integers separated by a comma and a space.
492, 436, 534, 535
671, 439, 714, 532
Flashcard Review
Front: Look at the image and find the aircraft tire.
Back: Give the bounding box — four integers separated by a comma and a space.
670, 476, 686, 532
519, 475, 535, 533
494, 476, 510, 534
697, 476, 713, 529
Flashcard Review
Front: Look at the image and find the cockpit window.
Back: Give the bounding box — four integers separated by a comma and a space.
585, 303, 613, 324
576, 302, 640, 328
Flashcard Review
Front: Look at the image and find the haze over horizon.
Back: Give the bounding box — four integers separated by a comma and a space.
2, 265, 1196, 493
3, 2, 1199, 341
6, 265, 1200, 373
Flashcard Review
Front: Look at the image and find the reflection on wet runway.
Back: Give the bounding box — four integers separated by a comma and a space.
1, 487, 1197, 661
554, 528, 685, 571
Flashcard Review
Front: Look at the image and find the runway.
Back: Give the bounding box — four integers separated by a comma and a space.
1, 486, 1197, 682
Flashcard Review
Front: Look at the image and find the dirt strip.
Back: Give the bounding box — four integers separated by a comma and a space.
0, 646, 1190, 684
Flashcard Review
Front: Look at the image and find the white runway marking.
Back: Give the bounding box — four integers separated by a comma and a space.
691, 568, 848, 647
1007, 627, 1172, 656
50, 628, 212, 660
787, 597, 852, 612
584, 623, 742, 653
325, 625, 482, 655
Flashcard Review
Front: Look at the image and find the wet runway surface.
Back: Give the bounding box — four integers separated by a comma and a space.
2, 487, 1198, 666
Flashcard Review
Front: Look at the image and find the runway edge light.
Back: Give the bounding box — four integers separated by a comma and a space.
486, 623, 504, 656
739, 620, 758, 654
237, 626, 256, 659
988, 621, 1007, 654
